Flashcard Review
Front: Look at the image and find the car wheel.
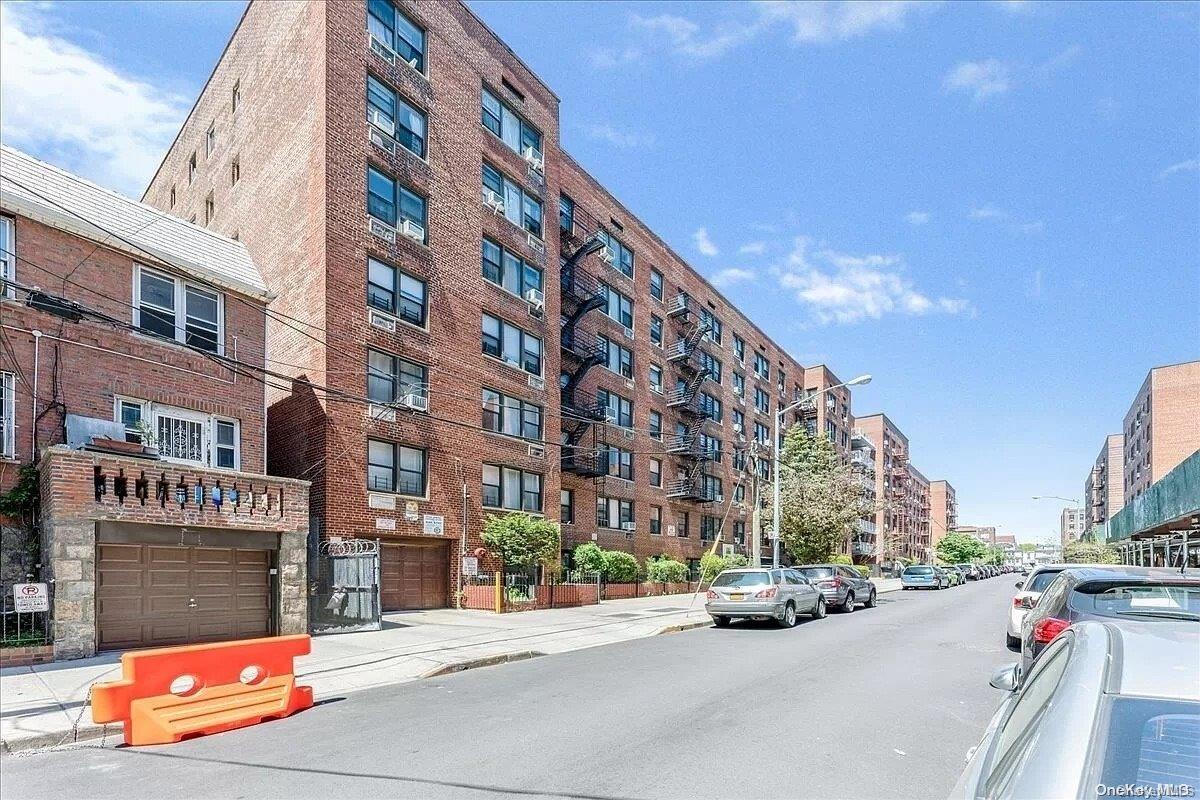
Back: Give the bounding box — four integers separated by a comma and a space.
778, 602, 797, 628
864, 589, 878, 608
812, 597, 827, 619
1006, 633, 1020, 650
842, 592, 855, 613
713, 616, 730, 628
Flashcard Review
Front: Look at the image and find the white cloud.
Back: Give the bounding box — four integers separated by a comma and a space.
969, 204, 1008, 221
711, 267, 757, 287
630, 13, 757, 61
991, 0, 1036, 13
1160, 158, 1200, 179
0, 3, 189, 197
905, 211, 931, 225
758, 0, 938, 43
738, 241, 767, 255
581, 123, 654, 149
586, 46, 643, 69
969, 204, 1044, 234
1028, 269, 1043, 299
774, 237, 971, 324
943, 59, 1012, 101
693, 227, 720, 257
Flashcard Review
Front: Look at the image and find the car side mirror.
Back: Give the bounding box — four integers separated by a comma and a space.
1015, 581, 1024, 589
988, 664, 1019, 692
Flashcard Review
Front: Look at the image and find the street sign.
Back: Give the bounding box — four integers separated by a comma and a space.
13, 583, 48, 612
461, 556, 479, 576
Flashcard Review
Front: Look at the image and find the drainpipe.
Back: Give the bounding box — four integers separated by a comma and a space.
30, 329, 41, 460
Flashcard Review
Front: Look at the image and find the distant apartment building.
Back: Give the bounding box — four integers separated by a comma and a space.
801, 365, 854, 458
929, 479, 957, 547
1122, 361, 1200, 503
855, 414, 917, 561
1059, 506, 1086, 547
958, 525, 997, 546
1084, 434, 1125, 529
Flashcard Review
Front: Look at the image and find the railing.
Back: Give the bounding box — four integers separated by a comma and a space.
560, 327, 607, 361
666, 294, 692, 318
1, 606, 51, 649
561, 388, 608, 422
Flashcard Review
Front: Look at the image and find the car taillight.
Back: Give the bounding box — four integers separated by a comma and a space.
1013, 596, 1033, 609
754, 587, 778, 599
1033, 617, 1069, 644
706, 590, 718, 600
832, 576, 842, 588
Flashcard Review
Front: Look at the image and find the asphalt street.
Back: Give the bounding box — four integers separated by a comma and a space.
1, 577, 1018, 800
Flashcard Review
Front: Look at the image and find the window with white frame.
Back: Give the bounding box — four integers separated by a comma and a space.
649, 410, 662, 440
649, 314, 663, 347
367, 75, 427, 158
599, 283, 634, 329
597, 230, 633, 278
116, 398, 239, 469
734, 335, 745, 362
135, 266, 223, 354
0, 216, 14, 297
649, 269, 663, 301
481, 162, 542, 237
604, 446, 633, 480
482, 464, 542, 512
368, 166, 427, 241
649, 363, 663, 393
367, 0, 426, 72
1, 372, 15, 458
481, 87, 542, 159
482, 313, 543, 375
649, 457, 661, 487
597, 389, 632, 428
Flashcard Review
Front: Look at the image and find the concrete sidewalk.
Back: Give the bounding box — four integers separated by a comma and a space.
0, 579, 903, 753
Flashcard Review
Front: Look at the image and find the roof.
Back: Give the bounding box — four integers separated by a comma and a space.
1058, 565, 1200, 583
0, 145, 270, 300
1085, 620, 1200, 701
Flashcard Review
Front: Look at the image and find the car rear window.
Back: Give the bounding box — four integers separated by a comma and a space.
904, 566, 934, 575
799, 567, 835, 579
1025, 570, 1064, 593
1095, 697, 1200, 789
712, 571, 772, 588
1070, 582, 1200, 621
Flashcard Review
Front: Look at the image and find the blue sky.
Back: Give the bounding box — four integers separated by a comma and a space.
2, 0, 1197, 543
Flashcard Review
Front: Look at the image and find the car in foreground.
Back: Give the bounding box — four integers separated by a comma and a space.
794, 564, 877, 612
705, 568, 826, 628
951, 619, 1200, 800
1018, 566, 1200, 675
901, 564, 947, 590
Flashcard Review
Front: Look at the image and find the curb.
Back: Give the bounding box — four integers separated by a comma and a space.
418, 649, 543, 678
655, 619, 711, 635
2, 723, 119, 756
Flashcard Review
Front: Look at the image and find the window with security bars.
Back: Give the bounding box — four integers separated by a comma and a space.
367, 439, 426, 495
367, 258, 427, 326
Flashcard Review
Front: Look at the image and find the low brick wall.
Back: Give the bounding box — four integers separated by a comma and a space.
641, 581, 700, 597
0, 644, 55, 668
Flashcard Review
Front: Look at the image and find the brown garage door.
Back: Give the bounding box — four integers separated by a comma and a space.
96, 543, 272, 651
380, 540, 449, 611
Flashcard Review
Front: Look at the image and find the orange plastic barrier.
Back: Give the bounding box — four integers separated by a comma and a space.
91, 634, 314, 746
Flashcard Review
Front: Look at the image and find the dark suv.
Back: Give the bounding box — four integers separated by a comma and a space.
795, 564, 877, 613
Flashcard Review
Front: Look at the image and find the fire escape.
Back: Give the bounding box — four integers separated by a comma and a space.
664, 294, 717, 503
889, 449, 911, 554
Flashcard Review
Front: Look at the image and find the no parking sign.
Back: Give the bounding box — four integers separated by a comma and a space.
13, 583, 48, 612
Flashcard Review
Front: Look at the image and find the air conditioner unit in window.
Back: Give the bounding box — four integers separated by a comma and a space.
527, 232, 545, 254
527, 375, 545, 391
369, 35, 397, 64
527, 443, 546, 458
522, 146, 544, 173
620, 522, 636, 531
368, 127, 395, 155
712, 494, 724, 503
370, 312, 397, 332
624, 379, 635, 390
524, 288, 545, 318
598, 246, 615, 266
482, 188, 505, 214
369, 218, 397, 243
405, 56, 420, 71
368, 109, 395, 136
400, 219, 425, 243
733, 423, 744, 434
622, 428, 634, 440
399, 393, 429, 412
368, 403, 396, 422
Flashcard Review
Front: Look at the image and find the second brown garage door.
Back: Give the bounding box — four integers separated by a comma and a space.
380, 540, 449, 611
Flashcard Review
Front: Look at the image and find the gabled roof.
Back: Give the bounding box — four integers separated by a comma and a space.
0, 145, 269, 300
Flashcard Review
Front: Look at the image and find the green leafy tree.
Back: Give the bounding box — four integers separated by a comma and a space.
699, 552, 750, 581
935, 531, 988, 564
1019, 542, 1037, 554
602, 550, 640, 582
768, 426, 872, 564
481, 512, 560, 570
1062, 540, 1120, 564
645, 556, 689, 582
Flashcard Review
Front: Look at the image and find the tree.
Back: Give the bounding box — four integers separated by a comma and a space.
481, 512, 560, 570
768, 426, 872, 564
645, 555, 689, 582
1019, 542, 1037, 554
699, 552, 749, 581
935, 531, 988, 564
571, 542, 606, 574
1062, 540, 1119, 564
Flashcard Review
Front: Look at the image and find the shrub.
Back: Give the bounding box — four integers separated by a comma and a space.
832, 554, 853, 565
602, 550, 640, 582
481, 512, 561, 570
572, 542, 606, 575
850, 564, 870, 577
700, 552, 752, 581
645, 556, 689, 583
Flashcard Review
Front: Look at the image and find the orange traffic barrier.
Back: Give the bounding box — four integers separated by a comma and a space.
92, 634, 314, 746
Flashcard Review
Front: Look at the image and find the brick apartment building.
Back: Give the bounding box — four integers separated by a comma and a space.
928, 479, 957, 548
140, 0, 921, 605
1120, 361, 1200, 503
1084, 433, 1124, 530
957, 525, 997, 546
0, 146, 308, 660
1059, 506, 1086, 547
849, 430, 877, 560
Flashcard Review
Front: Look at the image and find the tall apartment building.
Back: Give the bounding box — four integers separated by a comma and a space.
1084, 433, 1124, 529
1121, 361, 1200, 503
849, 430, 877, 561
801, 365, 855, 458
142, 0, 840, 608
907, 464, 932, 560
957, 525, 997, 546
929, 479, 957, 547
854, 413, 913, 561
1059, 506, 1086, 547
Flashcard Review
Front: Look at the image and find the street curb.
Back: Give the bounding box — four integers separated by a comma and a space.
655, 620, 711, 635
418, 650, 543, 678
1, 723, 119, 755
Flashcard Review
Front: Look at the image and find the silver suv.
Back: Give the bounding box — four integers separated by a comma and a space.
706, 568, 827, 628
795, 564, 878, 612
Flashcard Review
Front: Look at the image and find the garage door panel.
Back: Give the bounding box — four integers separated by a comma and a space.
380, 541, 449, 611
194, 570, 236, 588
148, 546, 189, 564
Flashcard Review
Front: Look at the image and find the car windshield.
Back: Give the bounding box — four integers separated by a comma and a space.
799, 567, 835, 579
1071, 582, 1200, 620
1095, 697, 1200, 789
712, 571, 772, 588
1025, 570, 1064, 593
904, 566, 934, 575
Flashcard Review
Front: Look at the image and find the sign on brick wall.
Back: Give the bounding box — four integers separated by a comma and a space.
13, 583, 49, 612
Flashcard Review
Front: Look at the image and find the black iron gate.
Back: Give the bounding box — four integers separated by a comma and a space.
309, 539, 381, 634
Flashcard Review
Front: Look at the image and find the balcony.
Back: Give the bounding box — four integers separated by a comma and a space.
561, 388, 607, 422
561, 448, 609, 478
560, 327, 606, 363
666, 477, 719, 503
852, 541, 874, 556
665, 294, 692, 319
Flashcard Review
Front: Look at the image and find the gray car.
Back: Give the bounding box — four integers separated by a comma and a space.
795, 564, 878, 612
705, 568, 826, 628
951, 619, 1200, 799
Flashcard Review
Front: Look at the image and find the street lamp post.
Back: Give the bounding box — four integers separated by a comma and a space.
1032, 495, 1080, 505
771, 374, 873, 568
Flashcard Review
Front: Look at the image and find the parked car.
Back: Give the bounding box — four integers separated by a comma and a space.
951, 619, 1200, 800
705, 568, 826, 628
956, 563, 981, 580
901, 565, 947, 590
1018, 566, 1200, 675
794, 564, 877, 613
1006, 563, 1094, 649
937, 566, 962, 587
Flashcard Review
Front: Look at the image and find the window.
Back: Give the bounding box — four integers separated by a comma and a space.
0, 372, 14, 458
231, 157, 240, 185
733, 521, 745, 545
755, 387, 770, 414
649, 315, 663, 347
213, 420, 237, 469
755, 422, 770, 445
596, 497, 634, 529
481, 87, 542, 159
698, 432, 722, 462
483, 464, 543, 512
698, 350, 722, 383
481, 389, 542, 440
169, 186, 176, 209
188, 152, 197, 183
204, 193, 215, 225
649, 269, 663, 301
368, 166, 427, 241
701, 515, 719, 542
367, 75, 427, 158
135, 266, 223, 354
732, 372, 745, 398
733, 335, 745, 362
367, 257, 427, 325
754, 352, 770, 379
825, 419, 837, 441
700, 308, 722, 345
699, 392, 722, 422
368, 350, 428, 407
597, 230, 634, 278
649, 457, 661, 487
650, 506, 662, 536
649, 364, 663, 393
732, 408, 745, 432
128, 399, 239, 470
0, 216, 13, 297
117, 398, 145, 443
561, 489, 574, 524
482, 162, 542, 237
599, 283, 634, 329
702, 474, 723, 501
734, 484, 745, 504
599, 336, 633, 379
367, 439, 426, 495
733, 449, 747, 472
368, 0, 425, 72
559, 194, 575, 234
482, 238, 542, 298
482, 313, 543, 375
206, 124, 216, 157
677, 512, 690, 538
649, 410, 662, 440
597, 389, 633, 428
231, 80, 240, 112
605, 446, 634, 480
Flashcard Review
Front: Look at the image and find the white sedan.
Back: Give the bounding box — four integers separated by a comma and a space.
1006, 563, 1114, 650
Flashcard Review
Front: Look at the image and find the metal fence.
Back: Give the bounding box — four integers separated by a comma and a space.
309, 539, 381, 634
1, 607, 51, 648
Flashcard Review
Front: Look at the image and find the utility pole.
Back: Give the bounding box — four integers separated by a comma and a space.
749, 441, 762, 567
